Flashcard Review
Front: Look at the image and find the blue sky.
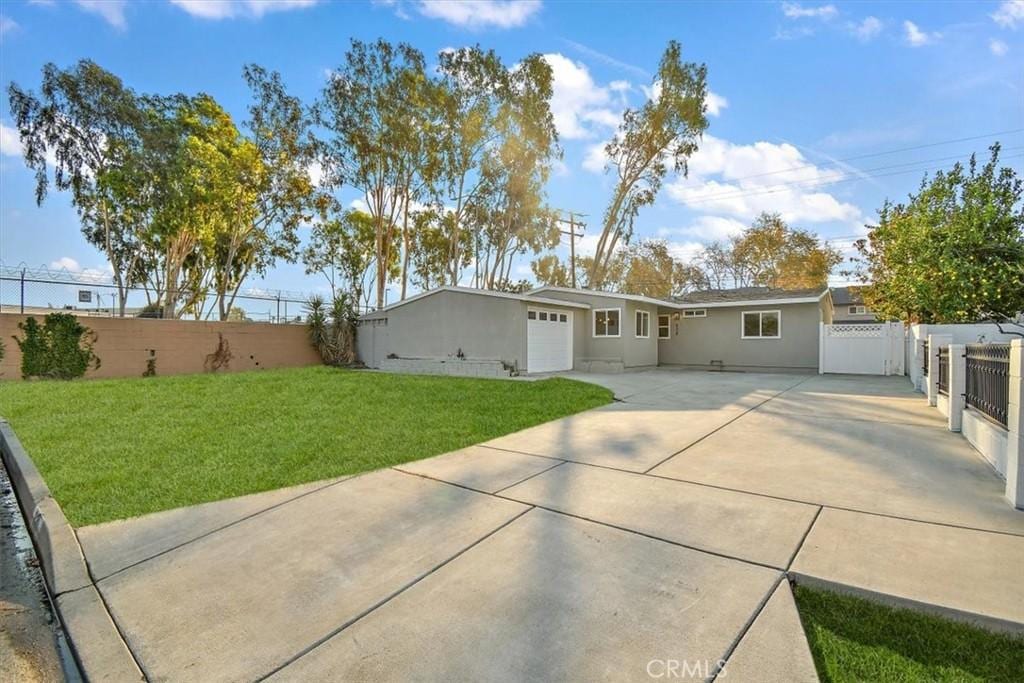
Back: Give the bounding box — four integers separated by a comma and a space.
1, 0, 1022, 298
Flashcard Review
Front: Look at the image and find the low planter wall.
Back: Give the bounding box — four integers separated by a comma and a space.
0, 420, 143, 679
0, 312, 320, 380
379, 357, 510, 378
962, 408, 1009, 478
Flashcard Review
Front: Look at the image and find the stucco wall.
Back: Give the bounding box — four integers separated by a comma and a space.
0, 313, 320, 380
526, 290, 658, 369
657, 302, 823, 371
356, 290, 584, 373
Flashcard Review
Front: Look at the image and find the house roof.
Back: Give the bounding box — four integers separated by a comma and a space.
830, 286, 864, 306
359, 286, 591, 319
526, 286, 679, 308
672, 286, 829, 308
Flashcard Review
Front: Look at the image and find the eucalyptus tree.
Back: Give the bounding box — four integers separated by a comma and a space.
588, 41, 708, 288
302, 208, 386, 308
317, 39, 432, 309
8, 60, 148, 314
434, 46, 558, 285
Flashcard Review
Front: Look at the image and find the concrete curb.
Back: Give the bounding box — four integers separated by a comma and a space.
789, 571, 1024, 636
0, 420, 145, 681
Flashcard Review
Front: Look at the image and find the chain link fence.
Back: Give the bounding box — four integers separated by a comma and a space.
0, 264, 320, 324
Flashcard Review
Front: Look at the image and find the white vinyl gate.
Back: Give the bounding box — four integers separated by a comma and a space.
819, 322, 905, 375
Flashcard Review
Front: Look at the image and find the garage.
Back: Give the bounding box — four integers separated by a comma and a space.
527, 307, 573, 373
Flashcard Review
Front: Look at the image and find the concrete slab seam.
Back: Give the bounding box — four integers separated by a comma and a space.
254, 506, 536, 681
491, 460, 568, 495
92, 475, 356, 583
641, 376, 815, 474
784, 506, 824, 571
709, 574, 787, 682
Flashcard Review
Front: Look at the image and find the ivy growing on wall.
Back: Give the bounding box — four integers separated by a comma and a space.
14, 314, 101, 380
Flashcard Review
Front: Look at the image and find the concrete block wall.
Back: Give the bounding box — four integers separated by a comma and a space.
379, 358, 509, 378
0, 312, 320, 380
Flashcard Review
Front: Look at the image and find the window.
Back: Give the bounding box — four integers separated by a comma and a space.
848, 305, 866, 315
635, 310, 650, 338
539, 312, 548, 321
682, 309, 706, 318
559, 313, 567, 322
741, 310, 781, 339
528, 311, 536, 320
593, 308, 621, 337
657, 314, 670, 339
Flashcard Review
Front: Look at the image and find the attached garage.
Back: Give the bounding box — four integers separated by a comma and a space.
527, 307, 574, 373
356, 287, 587, 376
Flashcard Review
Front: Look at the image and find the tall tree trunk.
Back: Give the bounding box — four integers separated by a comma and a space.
400, 193, 410, 300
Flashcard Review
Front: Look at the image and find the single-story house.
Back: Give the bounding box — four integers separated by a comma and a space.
830, 286, 879, 324
357, 284, 833, 376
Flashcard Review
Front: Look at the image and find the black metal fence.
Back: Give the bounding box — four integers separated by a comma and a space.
937, 346, 949, 395
922, 340, 929, 376
964, 343, 1011, 428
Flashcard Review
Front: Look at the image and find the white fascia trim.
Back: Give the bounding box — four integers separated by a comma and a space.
359, 286, 590, 318
677, 295, 823, 309
528, 285, 674, 309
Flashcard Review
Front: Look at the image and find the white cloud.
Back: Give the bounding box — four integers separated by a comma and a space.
582, 142, 608, 173
705, 91, 728, 117
665, 240, 708, 262
903, 20, 939, 47
563, 40, 649, 79
781, 2, 837, 20
0, 123, 20, 157
990, 38, 1010, 55
50, 257, 81, 272
850, 16, 882, 41
170, 0, 319, 20
417, 0, 541, 29
74, 0, 128, 28
658, 216, 747, 241
665, 134, 865, 226
0, 15, 18, 37
992, 0, 1024, 28
542, 53, 616, 140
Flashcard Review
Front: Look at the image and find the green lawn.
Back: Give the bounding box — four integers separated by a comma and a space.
0, 367, 612, 527
794, 585, 1024, 682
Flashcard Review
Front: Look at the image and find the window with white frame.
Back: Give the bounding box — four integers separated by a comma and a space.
682, 309, 706, 318
593, 308, 620, 337
635, 310, 650, 338
657, 314, 670, 339
848, 305, 866, 315
741, 310, 781, 339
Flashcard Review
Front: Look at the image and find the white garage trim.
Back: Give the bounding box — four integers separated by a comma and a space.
527, 308, 573, 373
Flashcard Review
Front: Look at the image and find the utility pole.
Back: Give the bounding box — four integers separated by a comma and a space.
555, 211, 586, 289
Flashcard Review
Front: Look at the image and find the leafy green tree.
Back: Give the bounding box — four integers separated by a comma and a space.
730, 213, 841, 289
855, 145, 1024, 323
435, 47, 558, 287
8, 61, 148, 315
530, 254, 572, 287
317, 39, 431, 309
589, 42, 708, 287
407, 208, 466, 291
303, 209, 387, 309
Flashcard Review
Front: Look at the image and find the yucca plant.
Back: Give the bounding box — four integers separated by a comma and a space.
306, 294, 357, 365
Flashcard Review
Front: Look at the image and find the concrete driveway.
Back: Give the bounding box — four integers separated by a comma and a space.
74, 370, 1024, 681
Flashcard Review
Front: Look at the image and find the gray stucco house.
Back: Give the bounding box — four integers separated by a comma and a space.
830, 286, 879, 324
356, 285, 833, 376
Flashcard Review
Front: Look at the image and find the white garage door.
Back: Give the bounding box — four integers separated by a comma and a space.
527, 308, 573, 373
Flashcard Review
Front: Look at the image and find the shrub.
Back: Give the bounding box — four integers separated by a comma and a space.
14, 314, 101, 380
306, 295, 357, 365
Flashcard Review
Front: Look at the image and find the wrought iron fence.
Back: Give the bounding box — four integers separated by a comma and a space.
937, 346, 949, 396
922, 340, 929, 377
964, 343, 1010, 428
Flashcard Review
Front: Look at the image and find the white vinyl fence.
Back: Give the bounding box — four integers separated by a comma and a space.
819, 322, 905, 376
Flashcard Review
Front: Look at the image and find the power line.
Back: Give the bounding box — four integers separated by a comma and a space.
675, 151, 1024, 206
712, 128, 1024, 186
